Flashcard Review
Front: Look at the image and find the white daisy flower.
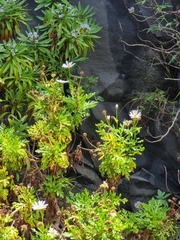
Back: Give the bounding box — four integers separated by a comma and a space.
47, 227, 59, 238
32, 200, 48, 211
129, 110, 142, 120
62, 61, 75, 69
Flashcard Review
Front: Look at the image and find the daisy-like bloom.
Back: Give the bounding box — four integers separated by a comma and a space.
47, 227, 59, 238
0, 7, 4, 12
62, 61, 75, 69
134, 201, 142, 209
32, 200, 48, 211
100, 181, 109, 189
58, 14, 64, 18
128, 6, 134, 14
56, 79, 69, 83
80, 23, 91, 31
71, 29, 80, 38
129, 110, 142, 121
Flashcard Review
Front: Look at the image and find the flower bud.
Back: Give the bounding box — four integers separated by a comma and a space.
51, 73, 56, 78
10, 175, 14, 180
56, 210, 62, 216
83, 132, 87, 138
37, 222, 44, 227
71, 205, 76, 212
79, 71, 84, 75
21, 225, 28, 232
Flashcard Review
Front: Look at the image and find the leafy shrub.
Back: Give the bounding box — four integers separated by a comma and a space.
63, 189, 127, 240
0, 0, 178, 239
63, 189, 176, 240
0, 0, 31, 41
125, 190, 176, 239
28, 76, 97, 170
0, 123, 29, 171
95, 107, 144, 187
37, 0, 102, 63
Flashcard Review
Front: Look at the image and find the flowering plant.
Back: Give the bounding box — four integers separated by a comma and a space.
32, 225, 60, 239
95, 107, 144, 188
0, 0, 31, 41
63, 188, 176, 239
0, 39, 34, 90
0, 1, 102, 239
37, 0, 102, 69
125, 190, 175, 239
27, 67, 97, 171
32, 200, 48, 211
0, 123, 28, 171
17, 27, 52, 66
63, 189, 127, 240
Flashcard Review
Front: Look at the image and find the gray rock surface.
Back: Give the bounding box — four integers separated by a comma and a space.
69, 0, 180, 209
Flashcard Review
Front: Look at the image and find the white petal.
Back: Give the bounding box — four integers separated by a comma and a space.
56, 79, 69, 83
62, 63, 67, 68
47, 227, 59, 237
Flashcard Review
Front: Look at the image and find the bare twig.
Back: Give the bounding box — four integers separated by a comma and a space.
164, 165, 180, 194
53, 198, 61, 230
164, 165, 171, 192
165, 78, 180, 81
119, 5, 180, 72
145, 109, 180, 143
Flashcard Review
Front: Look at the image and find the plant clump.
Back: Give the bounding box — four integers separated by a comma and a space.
0, 0, 179, 239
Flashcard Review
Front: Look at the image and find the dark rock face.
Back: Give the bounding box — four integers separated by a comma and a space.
27, 0, 180, 209
69, 0, 180, 208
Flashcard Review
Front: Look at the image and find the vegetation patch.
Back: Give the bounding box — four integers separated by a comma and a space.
0, 0, 180, 239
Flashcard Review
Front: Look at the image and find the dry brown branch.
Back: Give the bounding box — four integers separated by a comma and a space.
164, 165, 171, 192
165, 78, 180, 81
163, 165, 179, 194
52, 198, 62, 231
145, 109, 180, 143
120, 38, 180, 66
120, 4, 180, 72
26, 150, 46, 182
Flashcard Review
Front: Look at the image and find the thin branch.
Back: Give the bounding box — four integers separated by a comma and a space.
83, 135, 97, 148
52, 198, 61, 230
165, 78, 180, 81
119, 8, 180, 71
145, 109, 180, 143
164, 165, 180, 193
164, 165, 171, 192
